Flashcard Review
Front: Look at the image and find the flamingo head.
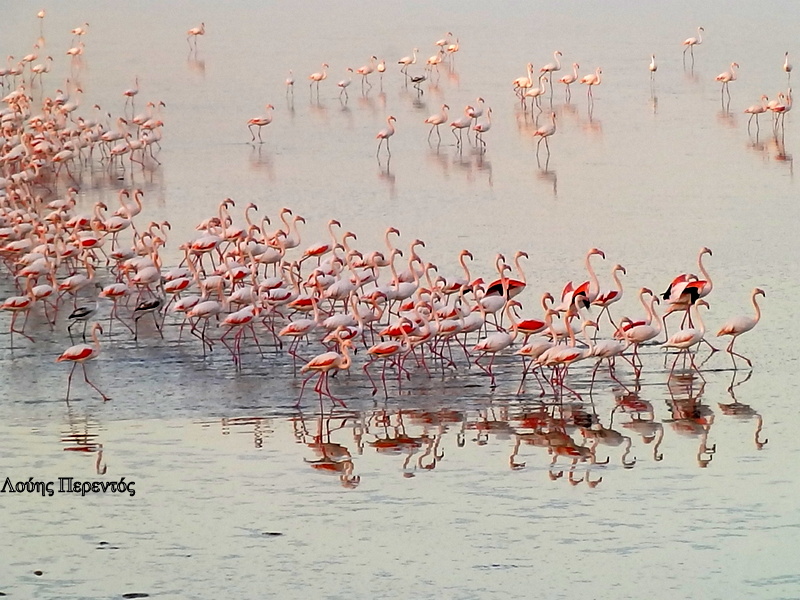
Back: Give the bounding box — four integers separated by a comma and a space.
516, 250, 529, 260
696, 299, 710, 309
615, 264, 626, 275
461, 249, 473, 260
589, 247, 606, 259
700, 246, 712, 257
755, 288, 766, 297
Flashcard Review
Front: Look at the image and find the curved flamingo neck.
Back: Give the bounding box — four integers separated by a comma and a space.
649, 297, 662, 334
751, 291, 762, 323
692, 303, 706, 337
513, 253, 527, 285
697, 250, 712, 294
458, 251, 472, 283
586, 251, 601, 297
611, 267, 624, 294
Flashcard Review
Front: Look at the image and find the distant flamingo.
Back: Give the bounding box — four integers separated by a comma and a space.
580, 67, 602, 99
473, 107, 492, 150
715, 62, 739, 102
187, 22, 205, 51
513, 63, 535, 98
649, 55, 657, 81
247, 104, 274, 143
398, 48, 419, 78
424, 103, 449, 143
744, 95, 769, 134
337, 67, 354, 99
356, 56, 377, 88
534, 111, 557, 156
559, 62, 579, 101
308, 63, 329, 97
376, 115, 396, 155
716, 288, 765, 368
298, 338, 354, 406
662, 300, 710, 376
123, 76, 139, 112
57, 322, 109, 401
683, 26, 704, 64
784, 51, 792, 83
285, 70, 294, 94
450, 105, 473, 146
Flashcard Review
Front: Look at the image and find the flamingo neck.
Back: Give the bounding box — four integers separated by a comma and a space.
612, 268, 624, 294
751, 292, 762, 323
586, 252, 600, 297
697, 251, 712, 293
650, 297, 662, 334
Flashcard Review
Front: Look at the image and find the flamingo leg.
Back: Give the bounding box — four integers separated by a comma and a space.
82, 363, 110, 401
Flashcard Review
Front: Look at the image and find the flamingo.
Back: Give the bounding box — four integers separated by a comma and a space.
533, 111, 557, 156
363, 320, 413, 397
424, 104, 449, 143
541, 50, 563, 81
716, 288, 765, 368
715, 62, 739, 102
592, 263, 626, 329
187, 22, 205, 51
2, 279, 35, 344
513, 63, 535, 98
771, 88, 792, 130
473, 300, 521, 388
376, 59, 386, 85
784, 51, 792, 83
337, 67, 353, 99
473, 107, 492, 150
661, 247, 713, 339
649, 55, 657, 81
559, 62, 579, 101
744, 95, 769, 134
524, 75, 548, 111
298, 338, 354, 406
376, 115, 396, 155
450, 106, 473, 147
682, 26, 704, 64
57, 323, 109, 401
580, 67, 602, 99
398, 48, 419, 77
356, 56, 377, 89
247, 104, 274, 143
123, 76, 140, 112
308, 63, 328, 96
662, 300, 710, 376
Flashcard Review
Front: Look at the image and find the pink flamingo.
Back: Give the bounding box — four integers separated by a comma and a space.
57, 323, 109, 401
376, 115, 396, 155
716, 288, 765, 368
298, 338, 354, 406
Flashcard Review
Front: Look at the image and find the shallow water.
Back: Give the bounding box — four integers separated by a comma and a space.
2, 2, 799, 599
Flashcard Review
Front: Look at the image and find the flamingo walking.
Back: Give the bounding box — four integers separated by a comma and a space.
247, 104, 274, 143
57, 323, 109, 401
187, 22, 205, 51
534, 112, 557, 156
716, 288, 765, 368
683, 26, 704, 64
308, 63, 329, 97
744, 95, 769, 134
716, 62, 739, 102
298, 339, 354, 406
559, 62, 579, 101
376, 115, 396, 155
424, 104, 449, 143
580, 67, 602, 100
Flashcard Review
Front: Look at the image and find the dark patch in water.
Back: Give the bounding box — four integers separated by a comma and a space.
262, 531, 284, 537
122, 594, 150, 599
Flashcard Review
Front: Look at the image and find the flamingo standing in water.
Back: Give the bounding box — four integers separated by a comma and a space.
683, 26, 704, 64
337, 67, 353, 99
57, 322, 110, 401
716, 62, 739, 102
559, 62, 580, 101
649, 55, 657, 82
473, 300, 521, 388
247, 104, 274, 143
744, 95, 769, 134
424, 104, 449, 143
662, 300, 710, 376
187, 22, 205, 51
298, 338, 354, 406
376, 115, 396, 155
308, 63, 328, 97
473, 107, 492, 150
716, 288, 765, 368
784, 52, 792, 83
580, 67, 602, 100
533, 112, 557, 156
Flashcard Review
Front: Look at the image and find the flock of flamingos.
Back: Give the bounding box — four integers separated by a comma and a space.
0, 14, 769, 407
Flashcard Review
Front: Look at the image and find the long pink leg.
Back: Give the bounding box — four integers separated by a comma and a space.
83, 363, 110, 401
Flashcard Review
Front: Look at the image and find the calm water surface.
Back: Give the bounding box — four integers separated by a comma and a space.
2, 2, 799, 599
